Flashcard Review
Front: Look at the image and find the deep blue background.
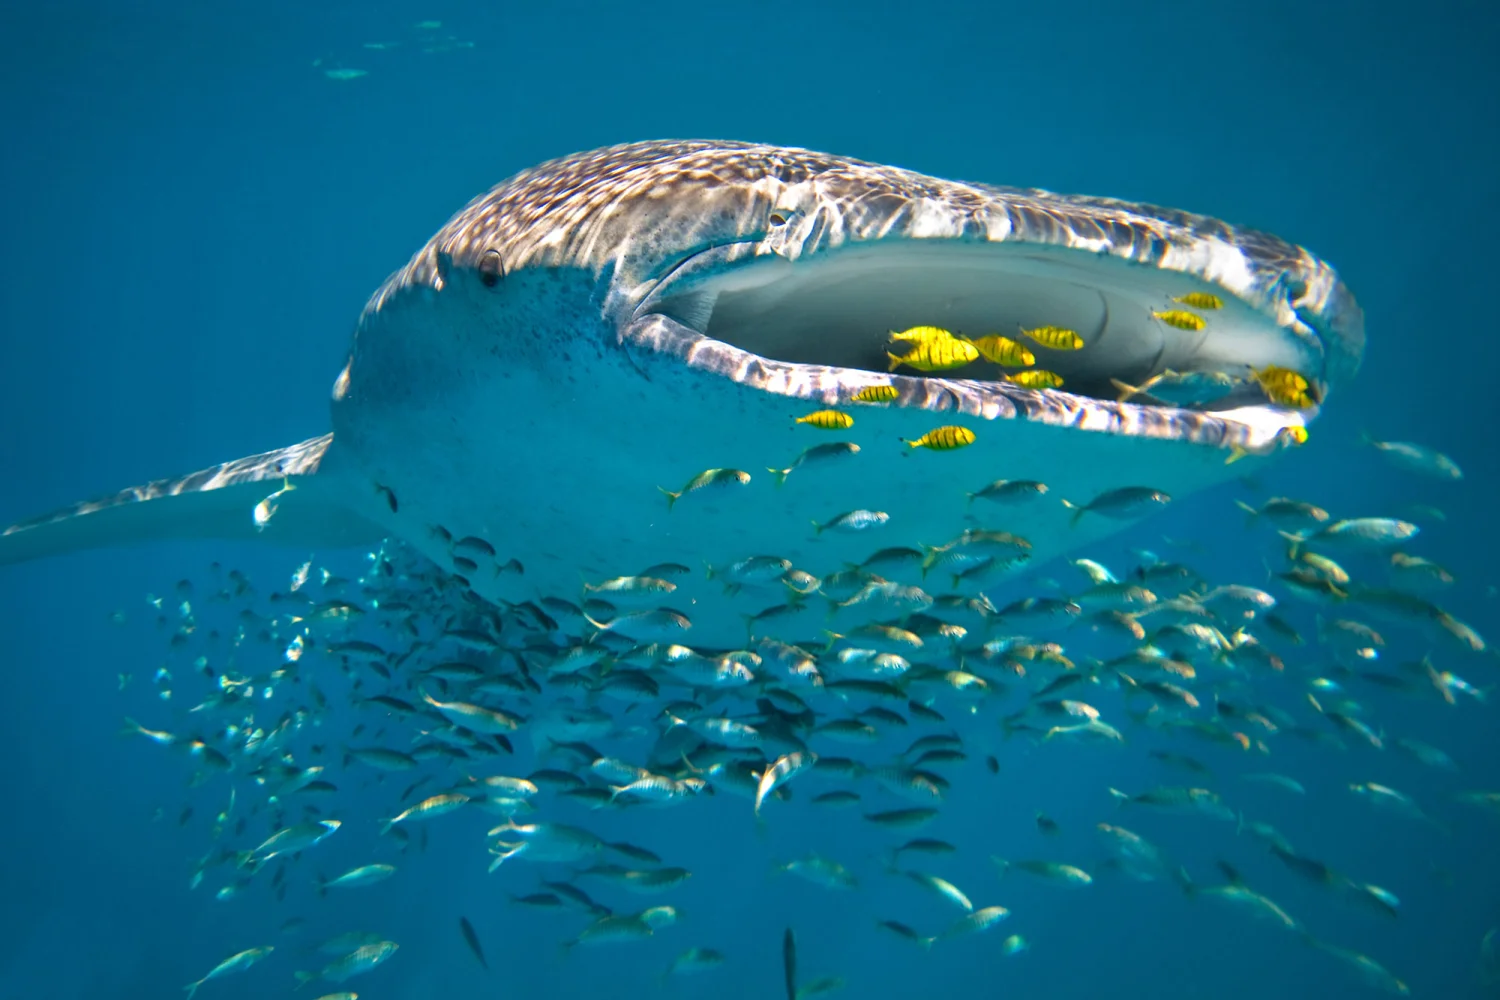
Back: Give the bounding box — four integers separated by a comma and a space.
1, 1, 1496, 997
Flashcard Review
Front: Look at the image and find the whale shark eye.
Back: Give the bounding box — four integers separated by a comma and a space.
768, 212, 790, 227
478, 249, 504, 288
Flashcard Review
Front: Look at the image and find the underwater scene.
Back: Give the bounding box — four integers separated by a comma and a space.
1, 2, 1497, 998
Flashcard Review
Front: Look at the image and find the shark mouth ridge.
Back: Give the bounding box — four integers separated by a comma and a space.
626, 239, 1330, 454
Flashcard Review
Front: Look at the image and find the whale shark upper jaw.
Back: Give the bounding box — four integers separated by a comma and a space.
627, 238, 1328, 452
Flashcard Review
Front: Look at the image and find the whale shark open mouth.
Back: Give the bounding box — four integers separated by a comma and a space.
631, 239, 1326, 452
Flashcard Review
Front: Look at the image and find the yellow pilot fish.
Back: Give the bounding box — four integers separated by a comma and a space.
887, 336, 979, 372
1172, 292, 1224, 310
1251, 366, 1321, 409
1019, 325, 1085, 350
852, 385, 900, 403
1151, 309, 1206, 331
1005, 370, 1065, 390
904, 426, 976, 451
795, 409, 855, 430
964, 335, 1035, 367
889, 325, 955, 343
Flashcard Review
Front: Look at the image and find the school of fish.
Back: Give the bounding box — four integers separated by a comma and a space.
108, 326, 1492, 998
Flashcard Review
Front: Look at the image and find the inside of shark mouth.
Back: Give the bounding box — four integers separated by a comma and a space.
649, 242, 1327, 413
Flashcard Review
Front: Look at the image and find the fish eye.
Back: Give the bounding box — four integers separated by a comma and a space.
478, 249, 504, 288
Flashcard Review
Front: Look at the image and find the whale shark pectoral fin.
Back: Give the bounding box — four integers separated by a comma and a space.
0, 433, 384, 567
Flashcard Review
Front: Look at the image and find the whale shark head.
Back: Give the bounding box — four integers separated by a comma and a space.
2, 140, 1362, 648
350, 140, 1360, 428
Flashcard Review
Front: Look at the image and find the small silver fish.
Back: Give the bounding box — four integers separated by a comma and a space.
755, 750, 817, 816
316, 863, 397, 892
1111, 369, 1239, 406
1063, 487, 1171, 526
768, 442, 860, 486
812, 510, 890, 535
1362, 435, 1463, 480
966, 479, 1049, 506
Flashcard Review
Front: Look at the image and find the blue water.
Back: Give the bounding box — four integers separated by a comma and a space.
1, 1, 1497, 997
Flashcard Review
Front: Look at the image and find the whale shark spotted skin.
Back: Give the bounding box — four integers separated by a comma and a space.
0, 140, 1363, 645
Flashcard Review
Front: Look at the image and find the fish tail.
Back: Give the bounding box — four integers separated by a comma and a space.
767, 467, 790, 488
1107, 787, 1128, 805
292, 972, 315, 991
1062, 502, 1085, 528
184, 979, 205, 999
1110, 377, 1142, 402
991, 855, 1009, 878
1224, 446, 1248, 465
379, 818, 397, 835
580, 611, 610, 636
657, 486, 681, 511
886, 352, 903, 372
811, 519, 824, 536
1276, 531, 1304, 559
919, 936, 937, 952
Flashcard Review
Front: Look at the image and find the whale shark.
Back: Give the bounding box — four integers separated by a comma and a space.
0, 140, 1363, 647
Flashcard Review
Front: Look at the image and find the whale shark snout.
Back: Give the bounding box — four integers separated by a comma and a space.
0, 140, 1362, 647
